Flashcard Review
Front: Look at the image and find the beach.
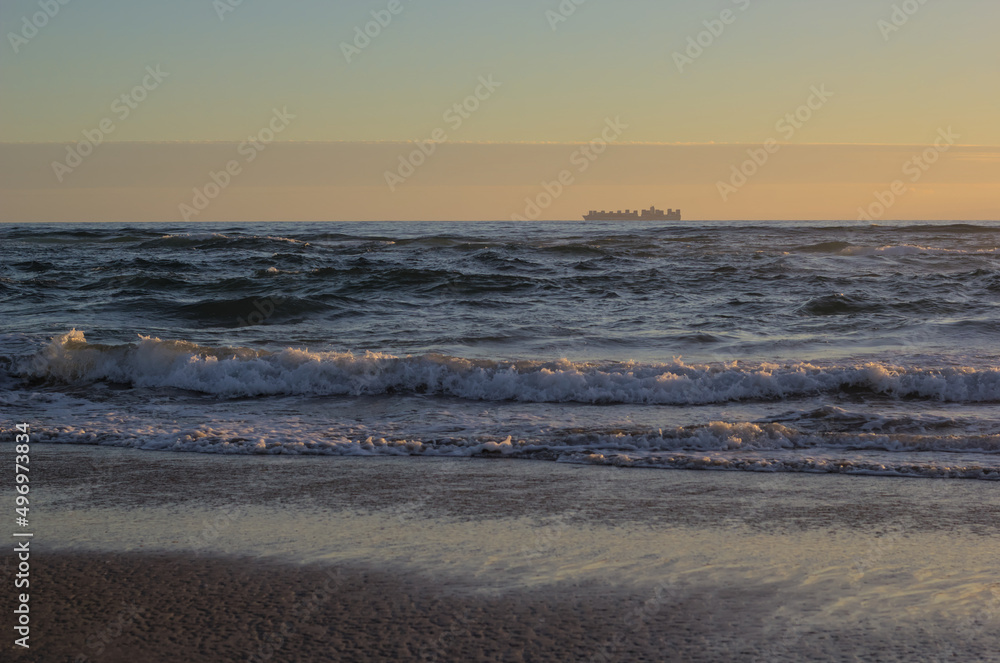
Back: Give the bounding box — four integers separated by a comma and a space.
5, 0, 998, 658
7, 444, 1000, 662
3, 221, 1000, 661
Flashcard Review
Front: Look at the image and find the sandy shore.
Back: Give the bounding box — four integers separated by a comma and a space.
6, 445, 1000, 662
11, 551, 998, 663
4, 551, 805, 663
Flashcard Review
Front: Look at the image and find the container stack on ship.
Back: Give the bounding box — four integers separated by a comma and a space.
583, 206, 681, 221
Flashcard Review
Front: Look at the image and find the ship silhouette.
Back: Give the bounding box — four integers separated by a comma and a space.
583, 206, 681, 221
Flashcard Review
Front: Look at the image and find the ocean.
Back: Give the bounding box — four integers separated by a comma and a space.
3, 220, 1000, 480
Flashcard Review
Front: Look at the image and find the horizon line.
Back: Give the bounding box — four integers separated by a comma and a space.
2, 140, 997, 149
2, 219, 998, 224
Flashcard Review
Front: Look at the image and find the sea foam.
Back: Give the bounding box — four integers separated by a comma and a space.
17, 330, 1000, 405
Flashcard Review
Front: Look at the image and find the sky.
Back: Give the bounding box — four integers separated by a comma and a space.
1, 0, 998, 221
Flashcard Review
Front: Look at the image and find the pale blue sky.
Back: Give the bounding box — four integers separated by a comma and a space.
3, 0, 998, 144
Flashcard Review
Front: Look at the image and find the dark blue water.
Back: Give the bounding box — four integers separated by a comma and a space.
2, 221, 1000, 479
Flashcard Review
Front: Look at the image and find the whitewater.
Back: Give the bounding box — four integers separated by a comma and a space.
2, 220, 999, 479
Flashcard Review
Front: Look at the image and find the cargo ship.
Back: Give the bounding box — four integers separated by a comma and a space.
583, 206, 681, 221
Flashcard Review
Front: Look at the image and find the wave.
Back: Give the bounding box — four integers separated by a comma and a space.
565, 451, 1000, 479
798, 293, 873, 316
891, 223, 1000, 234
797, 294, 972, 317
795, 242, 1000, 256
172, 296, 331, 324
15, 331, 1000, 404
9, 416, 1000, 480
795, 241, 853, 253
137, 233, 310, 250
839, 244, 1000, 257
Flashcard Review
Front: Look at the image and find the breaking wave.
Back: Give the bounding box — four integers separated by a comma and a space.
15, 330, 1000, 405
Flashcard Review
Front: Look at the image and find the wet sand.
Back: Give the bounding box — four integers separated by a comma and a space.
12, 551, 999, 663
6, 445, 1000, 662
5, 552, 773, 663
